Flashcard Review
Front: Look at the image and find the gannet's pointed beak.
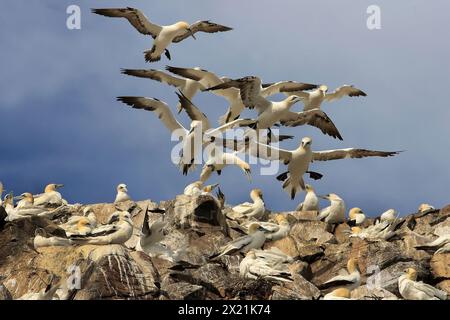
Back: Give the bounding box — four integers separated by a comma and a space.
56, 184, 64, 188
318, 195, 329, 200
14, 195, 24, 200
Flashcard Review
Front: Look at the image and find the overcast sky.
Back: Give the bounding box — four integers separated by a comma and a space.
1, 0, 449, 216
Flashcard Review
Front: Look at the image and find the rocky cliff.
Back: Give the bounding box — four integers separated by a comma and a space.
0, 195, 449, 300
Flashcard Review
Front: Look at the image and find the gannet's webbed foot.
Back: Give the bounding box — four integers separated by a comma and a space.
165, 49, 171, 60
307, 171, 323, 180
276, 171, 289, 182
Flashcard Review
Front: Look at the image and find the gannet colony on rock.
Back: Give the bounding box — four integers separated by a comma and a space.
0, 5, 447, 302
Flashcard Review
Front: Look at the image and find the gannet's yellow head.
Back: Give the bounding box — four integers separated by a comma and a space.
404, 268, 417, 281
248, 223, 261, 234
319, 85, 328, 92
117, 184, 128, 193
349, 207, 364, 219
176, 21, 190, 30
418, 203, 434, 213
331, 288, 351, 298
275, 214, 289, 225
351, 227, 362, 234
305, 184, 315, 193
285, 95, 302, 106
203, 183, 219, 193
17, 192, 34, 204
246, 250, 257, 259
77, 218, 91, 229
301, 137, 312, 149
327, 193, 342, 202
45, 183, 64, 193
250, 189, 263, 201
4, 192, 14, 206
347, 258, 359, 273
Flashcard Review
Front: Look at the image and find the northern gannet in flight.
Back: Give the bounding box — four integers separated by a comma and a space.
200, 151, 251, 183
398, 268, 447, 300
347, 207, 366, 226
210, 223, 266, 259
226, 189, 265, 220
117, 94, 246, 174
70, 211, 134, 245
239, 250, 293, 283
207, 76, 342, 140
240, 137, 399, 199
33, 184, 65, 207
295, 184, 319, 211
183, 181, 219, 196
323, 288, 352, 300
319, 258, 361, 291
281, 84, 367, 111
114, 183, 131, 203
92, 7, 232, 62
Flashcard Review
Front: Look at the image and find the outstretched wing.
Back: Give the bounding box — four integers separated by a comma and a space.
324, 85, 367, 102
172, 20, 233, 43
117, 96, 186, 137
176, 91, 211, 130
261, 81, 319, 98
121, 69, 185, 88
280, 109, 343, 140
92, 7, 162, 38
165, 66, 222, 88
244, 141, 292, 163
313, 149, 400, 161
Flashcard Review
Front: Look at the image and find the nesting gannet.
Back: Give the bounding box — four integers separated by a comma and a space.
398, 268, 447, 300
350, 218, 405, 241
33, 228, 72, 249
240, 250, 293, 282
70, 211, 134, 245
3, 193, 14, 216
61, 206, 97, 231
200, 151, 251, 183
323, 288, 352, 300
92, 7, 232, 62
253, 247, 294, 266
117, 94, 246, 174
114, 183, 131, 203
183, 181, 219, 196
319, 258, 361, 291
295, 184, 319, 211
210, 223, 266, 259
227, 189, 265, 220
264, 215, 291, 241
317, 194, 346, 227
347, 207, 366, 226
17, 276, 61, 300
135, 207, 167, 254
281, 84, 367, 111
7, 193, 62, 221
415, 234, 450, 253
33, 184, 64, 206
239, 137, 399, 199
207, 77, 342, 141
418, 203, 436, 214
378, 209, 398, 223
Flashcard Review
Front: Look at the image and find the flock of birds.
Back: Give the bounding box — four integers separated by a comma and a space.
0, 7, 448, 300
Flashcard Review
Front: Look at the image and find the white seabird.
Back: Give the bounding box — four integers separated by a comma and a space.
210, 223, 266, 259
317, 194, 346, 231
347, 207, 366, 226
227, 189, 265, 220
350, 218, 405, 241
114, 183, 131, 203
33, 184, 65, 207
319, 258, 361, 291
183, 181, 219, 197
379, 209, 398, 222
135, 207, 167, 255
61, 206, 97, 230
295, 184, 319, 211
117, 94, 246, 175
200, 151, 251, 183
398, 268, 447, 300
415, 234, 450, 253
17, 276, 61, 300
92, 7, 232, 62
207, 76, 342, 141
418, 203, 436, 214
239, 136, 399, 199
239, 250, 293, 282
8, 193, 63, 221
252, 247, 294, 266
263, 215, 291, 241
70, 211, 134, 245
282, 84, 367, 111
323, 288, 352, 300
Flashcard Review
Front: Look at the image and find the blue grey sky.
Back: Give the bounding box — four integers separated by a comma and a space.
1, 1, 449, 216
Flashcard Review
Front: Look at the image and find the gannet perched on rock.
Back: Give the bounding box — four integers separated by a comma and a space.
350, 218, 405, 241
295, 184, 319, 211
398, 268, 447, 300
60, 206, 97, 231
117, 94, 246, 174
379, 209, 398, 223
92, 7, 232, 62
183, 181, 219, 196
239, 137, 399, 199
207, 76, 342, 141
227, 189, 265, 220
323, 288, 352, 300
210, 223, 266, 259
264, 215, 291, 241
114, 183, 131, 203
8, 193, 63, 221
418, 203, 436, 214
70, 211, 134, 245
281, 84, 367, 111
252, 247, 294, 266
415, 234, 450, 253
240, 250, 293, 282
317, 194, 346, 226
319, 258, 361, 291
33, 184, 64, 207
347, 207, 366, 226
135, 207, 167, 255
